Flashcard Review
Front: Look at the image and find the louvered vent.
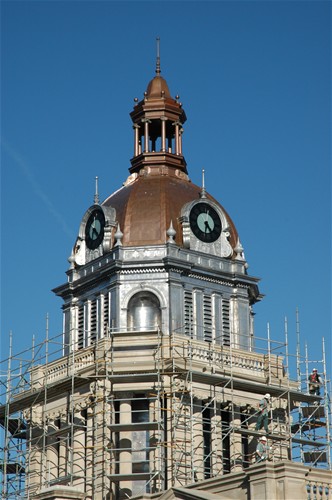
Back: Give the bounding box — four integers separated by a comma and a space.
77, 305, 84, 349
203, 295, 212, 342
222, 299, 230, 346
103, 293, 109, 337
90, 300, 97, 344
184, 290, 193, 338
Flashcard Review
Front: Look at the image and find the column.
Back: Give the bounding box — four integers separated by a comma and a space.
192, 399, 204, 482
119, 394, 133, 498
174, 121, 180, 155
230, 405, 243, 472
211, 404, 223, 476
142, 119, 150, 153
179, 127, 183, 155
91, 380, 112, 498
72, 411, 86, 488
26, 406, 43, 491
46, 422, 58, 484
149, 394, 162, 492
133, 124, 140, 157
85, 404, 94, 498
161, 117, 167, 152
58, 416, 67, 479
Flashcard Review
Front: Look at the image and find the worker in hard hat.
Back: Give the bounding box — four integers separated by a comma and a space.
308, 368, 323, 396
256, 435, 270, 463
255, 393, 270, 434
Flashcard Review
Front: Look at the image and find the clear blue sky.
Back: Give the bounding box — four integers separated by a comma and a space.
1, 1, 331, 378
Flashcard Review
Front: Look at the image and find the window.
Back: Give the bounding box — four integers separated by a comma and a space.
127, 292, 161, 331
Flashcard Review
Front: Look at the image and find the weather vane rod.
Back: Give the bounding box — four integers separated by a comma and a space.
200, 169, 207, 199
94, 176, 99, 205
156, 37, 161, 75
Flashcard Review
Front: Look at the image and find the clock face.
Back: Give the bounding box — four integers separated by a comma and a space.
85, 209, 105, 250
189, 202, 222, 243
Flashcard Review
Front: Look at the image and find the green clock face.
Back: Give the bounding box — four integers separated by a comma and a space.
85, 209, 105, 250
189, 202, 222, 243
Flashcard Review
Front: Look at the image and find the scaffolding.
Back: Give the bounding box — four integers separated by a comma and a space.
0, 318, 331, 498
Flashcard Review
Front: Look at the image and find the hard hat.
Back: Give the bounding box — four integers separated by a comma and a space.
264, 393, 271, 399
313, 368, 317, 372
260, 436, 267, 441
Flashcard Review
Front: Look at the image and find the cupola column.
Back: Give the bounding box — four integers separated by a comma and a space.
179, 126, 183, 155
133, 124, 140, 157
161, 116, 167, 152
142, 118, 151, 153
174, 121, 180, 155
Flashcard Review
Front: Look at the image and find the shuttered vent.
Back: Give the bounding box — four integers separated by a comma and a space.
90, 300, 97, 344
184, 290, 193, 338
203, 295, 212, 342
103, 293, 109, 337
222, 299, 230, 346
77, 305, 84, 349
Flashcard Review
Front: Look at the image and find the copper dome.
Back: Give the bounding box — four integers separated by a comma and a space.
102, 66, 239, 257
102, 169, 238, 253
146, 75, 172, 98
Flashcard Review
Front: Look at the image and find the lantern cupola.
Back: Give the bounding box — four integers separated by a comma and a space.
129, 42, 187, 174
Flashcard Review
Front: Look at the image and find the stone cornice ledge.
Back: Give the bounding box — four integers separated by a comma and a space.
32, 485, 87, 499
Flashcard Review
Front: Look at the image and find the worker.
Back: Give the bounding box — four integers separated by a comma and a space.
308, 368, 323, 396
255, 393, 270, 433
256, 435, 269, 463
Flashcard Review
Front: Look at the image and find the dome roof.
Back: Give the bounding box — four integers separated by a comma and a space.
102, 169, 238, 254
146, 75, 172, 98
101, 65, 239, 259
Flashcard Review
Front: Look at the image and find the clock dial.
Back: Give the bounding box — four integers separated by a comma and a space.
85, 209, 105, 250
189, 202, 222, 243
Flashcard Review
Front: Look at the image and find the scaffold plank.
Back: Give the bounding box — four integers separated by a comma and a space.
107, 422, 159, 431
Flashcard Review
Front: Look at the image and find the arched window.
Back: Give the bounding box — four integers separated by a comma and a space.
127, 292, 161, 331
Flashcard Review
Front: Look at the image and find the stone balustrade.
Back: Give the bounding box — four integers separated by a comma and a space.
28, 330, 288, 390
306, 480, 331, 500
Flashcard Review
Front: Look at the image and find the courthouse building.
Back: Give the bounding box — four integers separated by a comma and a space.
1, 56, 331, 500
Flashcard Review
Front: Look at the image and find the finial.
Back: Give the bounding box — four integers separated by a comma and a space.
200, 169, 207, 199
234, 238, 245, 261
167, 220, 176, 243
68, 251, 75, 270
114, 223, 123, 246
94, 176, 99, 205
156, 37, 161, 75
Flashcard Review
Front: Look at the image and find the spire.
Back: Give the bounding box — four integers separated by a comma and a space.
94, 176, 99, 205
200, 169, 207, 199
156, 36, 161, 75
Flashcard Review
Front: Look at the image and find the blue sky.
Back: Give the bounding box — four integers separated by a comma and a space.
1, 1, 331, 379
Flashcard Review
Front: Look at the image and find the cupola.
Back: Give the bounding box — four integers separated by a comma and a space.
129, 40, 187, 174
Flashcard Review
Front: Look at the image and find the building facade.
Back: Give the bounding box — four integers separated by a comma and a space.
1, 59, 331, 500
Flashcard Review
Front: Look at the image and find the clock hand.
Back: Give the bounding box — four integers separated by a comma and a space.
204, 220, 212, 232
